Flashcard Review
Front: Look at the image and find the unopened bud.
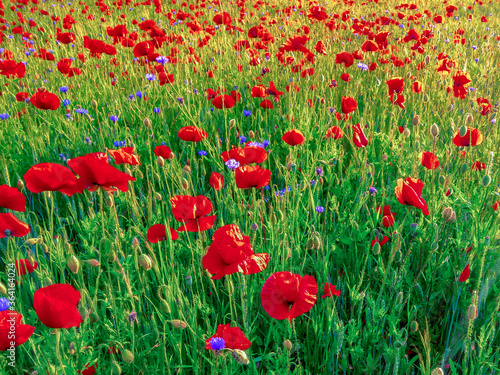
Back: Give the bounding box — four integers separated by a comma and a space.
106, 195, 114, 207
138, 254, 152, 271
423, 94, 429, 102
0, 282, 7, 295
135, 169, 143, 179
108, 251, 117, 262
23, 238, 39, 247
112, 362, 122, 375
459, 125, 468, 137
283, 339, 293, 351
170, 320, 188, 329
410, 320, 419, 332
17, 179, 24, 191
183, 165, 191, 173
78, 306, 88, 320
132, 237, 140, 248
155, 192, 162, 201
157, 156, 165, 167
67, 255, 80, 273
438, 175, 446, 185
86, 259, 101, 267
248, 130, 255, 139
124, 167, 132, 177
431, 368, 444, 375
412, 115, 420, 126
465, 113, 473, 124
231, 349, 250, 365
442, 207, 456, 223
229, 119, 236, 128
460, 163, 468, 174
181, 178, 190, 190
91, 100, 97, 109
372, 242, 381, 255
121, 349, 135, 364
425, 55, 430, 65
467, 304, 478, 320
482, 175, 491, 187
159, 299, 171, 314
286, 162, 296, 172
430, 123, 439, 137
403, 128, 411, 138
143, 117, 152, 127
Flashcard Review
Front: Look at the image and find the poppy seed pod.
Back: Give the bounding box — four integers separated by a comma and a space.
170, 320, 188, 329
467, 304, 478, 320
412, 115, 420, 126
143, 117, 152, 127
121, 349, 135, 364
284, 339, 293, 351
17, 178, 24, 191
67, 255, 80, 273
431, 368, 444, 375
138, 254, 152, 271
430, 123, 439, 137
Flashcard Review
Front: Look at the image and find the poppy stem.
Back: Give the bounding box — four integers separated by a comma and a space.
54, 328, 64, 370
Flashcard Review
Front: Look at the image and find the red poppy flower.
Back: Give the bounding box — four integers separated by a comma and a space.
213, 12, 232, 26
154, 145, 174, 159
0, 185, 26, 212
361, 40, 378, 52
202, 224, 269, 279
352, 124, 368, 148
341, 96, 357, 115
386, 77, 404, 96
178, 126, 208, 142
236, 147, 268, 165
335, 52, 354, 68
0, 311, 35, 351
0, 213, 30, 238
452, 127, 483, 147
477, 98, 491, 116
146, 224, 178, 243
251, 85, 267, 98
282, 129, 305, 146
458, 264, 470, 282
260, 99, 274, 109
340, 73, 351, 82
493, 201, 500, 211
15, 259, 38, 276
30, 89, 60, 110
33, 284, 83, 329
212, 95, 235, 109
0, 60, 26, 78
452, 71, 471, 99
67, 154, 136, 193
78, 364, 98, 375
321, 283, 341, 298
107, 147, 141, 165
170, 195, 216, 232
205, 324, 251, 350
419, 151, 440, 169
24, 163, 81, 196
16, 92, 29, 102
261, 271, 318, 322
209, 172, 224, 191
234, 166, 271, 189
394, 177, 429, 215
411, 81, 424, 93
371, 235, 389, 247
382, 215, 395, 228
325, 126, 344, 139
471, 161, 486, 171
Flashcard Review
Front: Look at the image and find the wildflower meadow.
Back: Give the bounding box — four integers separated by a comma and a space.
0, 0, 499, 373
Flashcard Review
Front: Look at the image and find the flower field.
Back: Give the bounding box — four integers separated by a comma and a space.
0, 0, 500, 373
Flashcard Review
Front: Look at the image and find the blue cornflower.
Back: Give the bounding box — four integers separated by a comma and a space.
198, 150, 207, 156
65, 113, 74, 120
156, 56, 169, 64
114, 140, 126, 147
243, 110, 252, 117
59, 153, 66, 161
84, 136, 92, 144
0, 113, 9, 120
153, 107, 161, 114
239, 136, 247, 144
128, 94, 135, 100
316, 167, 323, 176
62, 99, 71, 107
225, 159, 240, 171
193, 89, 199, 94
60, 86, 69, 93
177, 97, 184, 105
316, 206, 325, 213
76, 108, 88, 115
110, 115, 119, 122
357, 62, 369, 71
369, 186, 378, 196
472, 45, 477, 50
136, 91, 143, 98
145, 73, 156, 81
248, 142, 264, 148
263, 140, 270, 148
0, 297, 10, 312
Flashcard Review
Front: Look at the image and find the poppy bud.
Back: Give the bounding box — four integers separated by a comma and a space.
89, 312, 99, 323
403, 128, 411, 138
135, 169, 143, 179
39, 86, 47, 92
155, 192, 162, 201
412, 115, 420, 126
17, 178, 24, 191
229, 119, 236, 128
283, 339, 293, 351
170, 320, 188, 329
121, 349, 135, 364
286, 162, 296, 172
442, 207, 456, 223
459, 125, 468, 137
143, 117, 152, 127
328, 158, 337, 166
467, 304, 478, 320
181, 178, 190, 190
183, 165, 191, 173
423, 94, 429, 102
108, 251, 117, 262
410, 320, 419, 332
132, 237, 140, 248
312, 235, 321, 249
465, 113, 473, 124
460, 163, 468, 174
488, 113, 496, 123
124, 167, 132, 176
159, 299, 171, 314
112, 362, 122, 375
372, 242, 381, 255
481, 175, 491, 187
23, 238, 39, 247
106, 195, 114, 208
394, 250, 402, 262
231, 349, 250, 365
249, 130, 255, 139
138, 254, 152, 271
67, 255, 80, 273
431, 368, 444, 375
86, 259, 101, 267
91, 100, 97, 109
425, 55, 430, 65
375, 79, 381, 86
185, 275, 192, 286
430, 123, 439, 137
447, 104, 453, 112
44, 191, 52, 199
438, 175, 446, 185
0, 282, 6, 295
78, 306, 89, 320
305, 238, 314, 250
157, 156, 165, 167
